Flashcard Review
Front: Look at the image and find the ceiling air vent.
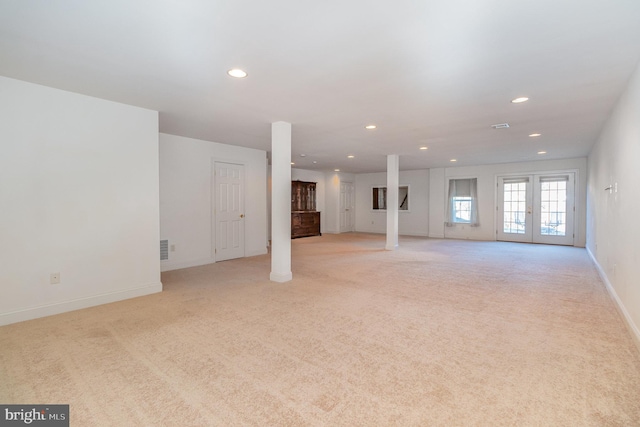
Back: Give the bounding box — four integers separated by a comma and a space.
491, 123, 510, 129
160, 240, 169, 261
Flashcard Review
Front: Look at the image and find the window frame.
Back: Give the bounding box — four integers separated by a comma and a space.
371, 185, 410, 212
446, 177, 479, 226
451, 195, 473, 224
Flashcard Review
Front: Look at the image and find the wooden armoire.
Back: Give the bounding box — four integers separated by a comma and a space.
291, 180, 321, 238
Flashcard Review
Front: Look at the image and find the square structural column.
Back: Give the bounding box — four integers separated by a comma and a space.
386, 154, 399, 250
270, 121, 293, 282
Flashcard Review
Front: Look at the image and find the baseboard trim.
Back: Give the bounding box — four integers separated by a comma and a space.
353, 230, 430, 237
0, 282, 163, 326
270, 271, 293, 282
245, 248, 269, 257
587, 247, 640, 352
161, 257, 214, 272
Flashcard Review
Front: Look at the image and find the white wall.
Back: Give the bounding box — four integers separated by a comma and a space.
159, 133, 268, 271
0, 76, 161, 325
587, 62, 640, 343
428, 168, 446, 238
355, 170, 429, 236
431, 158, 588, 246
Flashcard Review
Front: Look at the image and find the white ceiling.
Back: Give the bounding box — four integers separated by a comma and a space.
1, 0, 639, 173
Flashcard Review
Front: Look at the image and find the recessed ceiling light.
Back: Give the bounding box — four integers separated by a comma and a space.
300, 154, 306, 157
365, 125, 377, 130
511, 97, 529, 103
537, 151, 547, 155
347, 155, 355, 159
290, 162, 295, 165
419, 146, 428, 150
227, 68, 247, 78
450, 159, 457, 162
312, 161, 317, 164
529, 133, 542, 137
334, 169, 340, 172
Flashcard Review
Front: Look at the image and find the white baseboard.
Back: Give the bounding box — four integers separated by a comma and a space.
161, 257, 214, 272
586, 247, 640, 351
245, 248, 268, 257
401, 231, 429, 237
270, 271, 293, 282
0, 282, 163, 326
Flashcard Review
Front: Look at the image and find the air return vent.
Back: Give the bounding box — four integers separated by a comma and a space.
160, 240, 169, 261
491, 123, 510, 129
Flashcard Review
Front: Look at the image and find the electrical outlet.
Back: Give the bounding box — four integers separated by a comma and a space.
50, 273, 60, 284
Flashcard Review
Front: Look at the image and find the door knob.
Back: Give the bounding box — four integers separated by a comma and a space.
240, 214, 244, 218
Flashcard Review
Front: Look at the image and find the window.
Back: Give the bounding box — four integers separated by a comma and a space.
372, 186, 409, 211
372, 187, 387, 210
452, 196, 472, 223
446, 178, 479, 226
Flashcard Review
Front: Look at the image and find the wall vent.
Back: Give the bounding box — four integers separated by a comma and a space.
160, 240, 169, 261
491, 123, 510, 129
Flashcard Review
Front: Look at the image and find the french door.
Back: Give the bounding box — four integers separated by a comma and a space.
497, 173, 575, 245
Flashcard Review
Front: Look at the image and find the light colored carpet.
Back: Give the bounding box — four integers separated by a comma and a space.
2, 233, 640, 426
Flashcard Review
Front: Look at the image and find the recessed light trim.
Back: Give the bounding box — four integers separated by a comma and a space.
537, 151, 547, 155
511, 97, 529, 103
419, 146, 428, 150
227, 68, 247, 78
450, 159, 457, 162
290, 162, 295, 165
300, 154, 306, 157
365, 125, 377, 130
529, 133, 542, 137
334, 169, 340, 172
347, 155, 355, 159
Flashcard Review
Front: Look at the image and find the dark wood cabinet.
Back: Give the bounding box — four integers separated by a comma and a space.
292, 211, 321, 238
291, 180, 321, 239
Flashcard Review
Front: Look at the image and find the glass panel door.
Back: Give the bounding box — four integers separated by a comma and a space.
533, 174, 575, 245
497, 173, 575, 245
497, 177, 532, 243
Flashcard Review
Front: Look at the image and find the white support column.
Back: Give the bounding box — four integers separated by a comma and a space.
386, 154, 399, 250
270, 122, 293, 282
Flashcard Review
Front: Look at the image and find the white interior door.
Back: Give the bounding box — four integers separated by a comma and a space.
215, 162, 245, 261
340, 181, 354, 232
497, 173, 575, 245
